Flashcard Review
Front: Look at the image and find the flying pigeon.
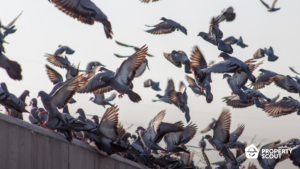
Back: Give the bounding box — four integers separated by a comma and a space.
163, 50, 191, 73
145, 17, 187, 35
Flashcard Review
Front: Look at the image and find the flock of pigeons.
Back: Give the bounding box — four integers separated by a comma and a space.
1, 0, 300, 169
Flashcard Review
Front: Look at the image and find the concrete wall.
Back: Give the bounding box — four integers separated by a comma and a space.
0, 113, 147, 169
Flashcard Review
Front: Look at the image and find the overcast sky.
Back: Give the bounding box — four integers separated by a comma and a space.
1, 0, 300, 168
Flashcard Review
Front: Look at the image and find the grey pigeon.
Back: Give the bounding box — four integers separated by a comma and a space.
7, 90, 30, 120
217, 7, 236, 22
250, 69, 278, 90
163, 50, 191, 73
83, 61, 105, 79
269, 75, 300, 96
114, 55, 149, 78
152, 78, 174, 104
242, 86, 271, 102
0, 83, 28, 116
144, 79, 161, 91
258, 140, 289, 169
136, 109, 184, 151
146, 17, 187, 35
262, 96, 300, 117
260, 0, 280, 12
164, 122, 197, 153
204, 109, 238, 165
1, 11, 23, 38
223, 95, 255, 109
222, 75, 251, 103
49, 0, 113, 39
202, 52, 256, 83
78, 67, 115, 94
198, 32, 217, 45
197, 31, 233, 54
0, 53, 22, 80
264, 46, 279, 61
90, 92, 117, 108
54, 45, 75, 56
185, 75, 206, 97
200, 118, 217, 133
96, 46, 148, 102
115, 41, 154, 57
167, 81, 190, 122
190, 46, 213, 103
223, 36, 248, 48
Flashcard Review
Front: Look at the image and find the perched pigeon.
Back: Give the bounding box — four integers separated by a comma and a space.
115, 41, 154, 57
89, 92, 117, 108
250, 69, 278, 90
242, 86, 271, 102
204, 109, 238, 165
223, 36, 248, 48
260, 0, 280, 12
1, 11, 23, 38
152, 78, 174, 104
163, 50, 191, 73
217, 7, 236, 22
164, 122, 197, 152
49, 0, 113, 39
144, 79, 161, 91
136, 109, 184, 151
258, 140, 289, 169
262, 96, 300, 117
167, 81, 190, 122
200, 118, 217, 133
28, 98, 41, 125
7, 90, 30, 120
185, 75, 206, 97
269, 75, 300, 96
190, 46, 213, 103
54, 45, 75, 56
202, 52, 256, 83
95, 46, 148, 102
0, 53, 22, 80
146, 17, 187, 35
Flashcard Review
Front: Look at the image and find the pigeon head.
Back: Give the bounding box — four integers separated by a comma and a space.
89, 97, 95, 101
155, 94, 163, 99
197, 32, 206, 38
136, 126, 145, 134
29, 98, 37, 107
160, 17, 167, 21
91, 115, 99, 125
223, 74, 231, 80
100, 76, 111, 83
76, 108, 86, 119
37, 91, 49, 100
204, 135, 212, 140
122, 133, 131, 140
94, 61, 105, 67
58, 45, 62, 48
22, 90, 30, 97
219, 52, 230, 60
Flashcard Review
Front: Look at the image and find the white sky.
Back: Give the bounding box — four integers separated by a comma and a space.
1, 0, 300, 168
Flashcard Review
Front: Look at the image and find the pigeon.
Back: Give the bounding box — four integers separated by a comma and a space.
258, 140, 290, 169
115, 41, 154, 57
209, 17, 223, 43
152, 78, 174, 104
202, 52, 256, 83
190, 46, 213, 103
200, 118, 217, 133
7, 90, 30, 120
82, 61, 106, 79
163, 50, 191, 73
136, 109, 184, 151
89, 92, 117, 108
38, 74, 85, 128
250, 69, 278, 90
0, 53, 22, 80
0, 83, 28, 115
167, 81, 190, 122
140, 0, 160, 3
226, 124, 245, 149
144, 79, 161, 91
54, 45, 75, 56
217, 7, 236, 22
223, 36, 248, 48
49, 0, 113, 39
198, 32, 217, 45
28, 98, 41, 125
204, 108, 238, 165
223, 95, 255, 109
262, 96, 300, 117
242, 86, 271, 102
77, 67, 115, 94
269, 75, 300, 96
185, 75, 206, 97
95, 46, 148, 102
197, 31, 233, 54
164, 122, 197, 153
260, 0, 280, 12
1, 11, 23, 38
264, 46, 279, 61
145, 17, 187, 35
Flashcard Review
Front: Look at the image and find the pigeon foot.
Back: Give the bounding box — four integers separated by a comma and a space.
118, 93, 125, 99
219, 151, 224, 156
